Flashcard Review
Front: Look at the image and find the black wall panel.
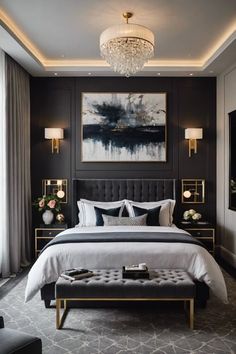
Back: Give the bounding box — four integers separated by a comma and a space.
30, 76, 216, 226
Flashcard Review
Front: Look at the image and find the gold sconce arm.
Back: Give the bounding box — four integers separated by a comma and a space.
45, 128, 64, 154
185, 128, 203, 157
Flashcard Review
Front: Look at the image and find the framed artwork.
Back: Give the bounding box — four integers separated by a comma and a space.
81, 92, 167, 162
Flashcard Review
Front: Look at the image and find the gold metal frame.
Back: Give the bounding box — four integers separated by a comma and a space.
181, 179, 205, 203
42, 179, 68, 203
56, 297, 194, 330
80, 92, 167, 163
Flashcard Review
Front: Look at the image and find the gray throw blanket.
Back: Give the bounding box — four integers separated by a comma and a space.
41, 231, 205, 254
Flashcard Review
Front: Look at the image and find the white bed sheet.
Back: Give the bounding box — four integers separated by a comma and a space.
25, 226, 228, 303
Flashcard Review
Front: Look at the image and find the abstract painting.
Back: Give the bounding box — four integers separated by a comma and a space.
81, 93, 167, 162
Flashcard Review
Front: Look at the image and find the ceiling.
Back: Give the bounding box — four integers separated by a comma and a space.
0, 0, 236, 77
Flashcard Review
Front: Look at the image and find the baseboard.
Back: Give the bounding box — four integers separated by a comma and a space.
216, 245, 236, 268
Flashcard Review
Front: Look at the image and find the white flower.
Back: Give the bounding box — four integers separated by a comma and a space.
192, 212, 202, 220
183, 211, 190, 220
189, 209, 196, 216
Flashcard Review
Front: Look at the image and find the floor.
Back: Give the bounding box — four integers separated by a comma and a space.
0, 268, 235, 354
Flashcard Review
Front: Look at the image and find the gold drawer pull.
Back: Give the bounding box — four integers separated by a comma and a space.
196, 232, 201, 236
49, 232, 52, 235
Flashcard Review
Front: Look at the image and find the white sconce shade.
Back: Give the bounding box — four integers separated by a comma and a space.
44, 128, 64, 153
185, 128, 203, 157
45, 128, 64, 139
185, 128, 203, 140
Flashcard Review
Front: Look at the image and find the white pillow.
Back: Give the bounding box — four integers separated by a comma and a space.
77, 199, 126, 227
125, 199, 176, 226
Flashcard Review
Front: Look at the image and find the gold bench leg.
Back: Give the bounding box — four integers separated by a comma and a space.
56, 299, 61, 329
56, 299, 68, 330
189, 298, 194, 330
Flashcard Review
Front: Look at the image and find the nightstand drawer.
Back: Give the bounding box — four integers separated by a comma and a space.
185, 228, 214, 239
199, 239, 214, 253
35, 238, 53, 250
35, 226, 67, 258
35, 228, 64, 238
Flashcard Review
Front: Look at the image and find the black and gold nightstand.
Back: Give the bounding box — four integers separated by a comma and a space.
179, 222, 215, 257
35, 224, 67, 258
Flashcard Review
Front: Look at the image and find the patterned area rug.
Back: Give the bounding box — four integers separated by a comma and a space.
0, 271, 235, 354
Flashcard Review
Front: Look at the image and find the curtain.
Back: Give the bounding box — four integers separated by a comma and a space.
2, 55, 31, 275
0, 50, 9, 276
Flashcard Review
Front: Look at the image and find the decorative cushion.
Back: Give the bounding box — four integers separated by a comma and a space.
125, 199, 176, 226
77, 199, 126, 227
102, 214, 147, 226
133, 205, 161, 226
94, 206, 121, 226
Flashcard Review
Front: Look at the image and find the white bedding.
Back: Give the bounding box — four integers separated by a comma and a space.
25, 226, 228, 303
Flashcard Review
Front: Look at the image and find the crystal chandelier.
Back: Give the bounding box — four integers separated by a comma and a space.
100, 12, 155, 77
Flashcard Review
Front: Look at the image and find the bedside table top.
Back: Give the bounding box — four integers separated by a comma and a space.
39, 223, 68, 229
179, 221, 214, 228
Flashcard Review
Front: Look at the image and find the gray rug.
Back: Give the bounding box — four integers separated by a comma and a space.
0, 271, 235, 354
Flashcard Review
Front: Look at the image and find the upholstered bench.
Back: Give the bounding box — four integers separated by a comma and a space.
56, 269, 195, 330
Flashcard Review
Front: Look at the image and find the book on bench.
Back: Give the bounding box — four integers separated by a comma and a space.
60, 268, 94, 281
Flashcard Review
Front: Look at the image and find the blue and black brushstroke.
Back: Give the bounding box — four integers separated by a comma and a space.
83, 98, 165, 155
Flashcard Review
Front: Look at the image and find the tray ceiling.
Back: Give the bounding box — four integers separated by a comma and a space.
0, 0, 236, 76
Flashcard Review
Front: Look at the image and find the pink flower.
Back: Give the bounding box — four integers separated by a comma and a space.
47, 200, 56, 209
39, 199, 45, 208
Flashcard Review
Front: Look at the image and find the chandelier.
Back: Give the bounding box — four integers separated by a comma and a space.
100, 12, 155, 77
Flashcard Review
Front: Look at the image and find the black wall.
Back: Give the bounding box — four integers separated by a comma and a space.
30, 77, 216, 226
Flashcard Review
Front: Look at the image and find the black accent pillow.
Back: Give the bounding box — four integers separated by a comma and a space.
94, 206, 121, 226
133, 205, 161, 226
121, 205, 128, 217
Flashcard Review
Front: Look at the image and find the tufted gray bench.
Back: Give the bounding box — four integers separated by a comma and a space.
56, 269, 195, 330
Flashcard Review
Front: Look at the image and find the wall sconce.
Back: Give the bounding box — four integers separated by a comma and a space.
185, 128, 203, 157
44, 128, 64, 154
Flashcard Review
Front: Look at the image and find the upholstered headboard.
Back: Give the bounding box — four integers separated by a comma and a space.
72, 179, 176, 225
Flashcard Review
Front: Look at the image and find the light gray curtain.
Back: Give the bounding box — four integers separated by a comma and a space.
4, 55, 31, 275
0, 49, 9, 276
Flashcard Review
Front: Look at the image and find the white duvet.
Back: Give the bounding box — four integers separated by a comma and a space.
25, 226, 228, 303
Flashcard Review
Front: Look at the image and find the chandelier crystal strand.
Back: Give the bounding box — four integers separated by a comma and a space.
100, 13, 154, 77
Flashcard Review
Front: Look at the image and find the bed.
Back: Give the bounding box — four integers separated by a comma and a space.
25, 179, 227, 306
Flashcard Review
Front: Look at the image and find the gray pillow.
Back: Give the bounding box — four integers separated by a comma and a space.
102, 214, 147, 226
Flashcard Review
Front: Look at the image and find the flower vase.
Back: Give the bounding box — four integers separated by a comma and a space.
42, 210, 54, 225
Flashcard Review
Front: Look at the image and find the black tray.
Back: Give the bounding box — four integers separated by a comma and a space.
122, 266, 150, 279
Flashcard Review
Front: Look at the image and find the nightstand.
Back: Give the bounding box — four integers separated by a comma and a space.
179, 222, 215, 257
35, 224, 67, 258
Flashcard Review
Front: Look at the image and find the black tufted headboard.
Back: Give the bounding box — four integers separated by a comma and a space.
72, 179, 176, 225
